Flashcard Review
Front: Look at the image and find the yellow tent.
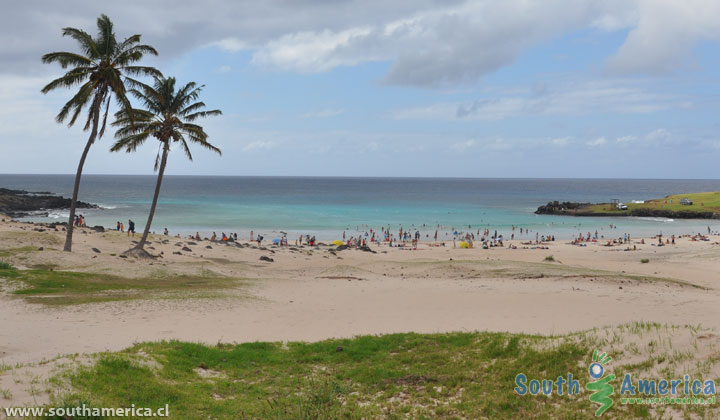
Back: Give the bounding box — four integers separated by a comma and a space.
332, 240, 345, 246
459, 241, 470, 248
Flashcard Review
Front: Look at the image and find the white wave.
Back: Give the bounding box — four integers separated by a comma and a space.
634, 217, 674, 223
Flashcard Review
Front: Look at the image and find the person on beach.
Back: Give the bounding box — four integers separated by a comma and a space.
127, 219, 135, 237
250, 230, 254, 241
195, 232, 201, 241
211, 232, 217, 241
116, 221, 121, 231
164, 228, 168, 236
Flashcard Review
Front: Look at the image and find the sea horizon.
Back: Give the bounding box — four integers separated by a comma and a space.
3, 174, 719, 241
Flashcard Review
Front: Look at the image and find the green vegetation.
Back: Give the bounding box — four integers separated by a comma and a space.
0, 268, 245, 305
0, 245, 46, 257
584, 192, 720, 217
46, 326, 718, 419
641, 258, 650, 264
0, 261, 15, 270
543, 255, 555, 262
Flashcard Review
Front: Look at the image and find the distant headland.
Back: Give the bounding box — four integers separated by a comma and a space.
0, 188, 98, 218
535, 192, 720, 220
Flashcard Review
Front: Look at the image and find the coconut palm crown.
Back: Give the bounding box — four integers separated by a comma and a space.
111, 76, 222, 253
41, 14, 160, 251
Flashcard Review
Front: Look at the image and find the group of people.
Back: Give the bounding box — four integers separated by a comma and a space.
115, 220, 135, 237
73, 214, 87, 227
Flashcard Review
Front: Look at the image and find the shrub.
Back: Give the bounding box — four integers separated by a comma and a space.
0, 261, 15, 270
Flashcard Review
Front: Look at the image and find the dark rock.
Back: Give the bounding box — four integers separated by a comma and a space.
336, 346, 343, 352
0, 188, 99, 218
91, 247, 101, 253
173, 251, 182, 255
119, 254, 128, 259
37, 247, 43, 251
182, 246, 192, 252
259, 255, 274, 262
187, 241, 197, 245
91, 225, 105, 233
336, 245, 348, 251
205, 245, 212, 249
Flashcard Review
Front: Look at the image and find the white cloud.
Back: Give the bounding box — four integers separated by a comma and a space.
551, 136, 571, 146
587, 137, 607, 147
216, 65, 232, 73
251, 27, 377, 72
391, 80, 678, 120
241, 140, 277, 152
616, 135, 638, 143
451, 139, 476, 151
607, 0, 720, 74
645, 128, 672, 143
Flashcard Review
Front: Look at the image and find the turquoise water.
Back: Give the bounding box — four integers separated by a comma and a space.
2, 175, 719, 240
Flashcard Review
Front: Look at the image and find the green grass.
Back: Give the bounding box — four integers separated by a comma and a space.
0, 245, 39, 258
0, 261, 15, 270
640, 259, 650, 264
51, 332, 593, 419
46, 328, 718, 419
583, 191, 720, 216
0, 268, 246, 305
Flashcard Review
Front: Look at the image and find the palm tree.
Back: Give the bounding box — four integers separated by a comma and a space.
111, 76, 222, 256
42, 14, 160, 252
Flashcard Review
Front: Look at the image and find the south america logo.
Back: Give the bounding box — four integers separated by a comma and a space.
586, 350, 615, 416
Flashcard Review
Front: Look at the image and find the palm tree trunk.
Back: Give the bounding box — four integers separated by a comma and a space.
135, 141, 169, 250
63, 101, 101, 252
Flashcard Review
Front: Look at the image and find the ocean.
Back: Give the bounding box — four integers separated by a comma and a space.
2, 174, 719, 240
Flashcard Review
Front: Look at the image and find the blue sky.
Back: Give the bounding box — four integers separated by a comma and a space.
1, 0, 719, 178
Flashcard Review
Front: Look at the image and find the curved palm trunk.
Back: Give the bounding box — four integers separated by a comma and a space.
135, 141, 169, 250
63, 102, 101, 252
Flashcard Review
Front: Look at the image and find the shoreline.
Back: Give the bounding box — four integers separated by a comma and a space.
1, 213, 719, 414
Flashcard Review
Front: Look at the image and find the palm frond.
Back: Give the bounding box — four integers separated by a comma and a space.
41, 69, 92, 93
185, 109, 222, 122
59, 28, 99, 57
40, 51, 94, 69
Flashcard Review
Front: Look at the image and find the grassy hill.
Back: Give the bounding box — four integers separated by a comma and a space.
536, 192, 720, 219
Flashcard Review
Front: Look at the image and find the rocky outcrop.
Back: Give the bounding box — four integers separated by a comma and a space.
0, 188, 98, 218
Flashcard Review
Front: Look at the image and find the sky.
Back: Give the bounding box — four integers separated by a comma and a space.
1, 0, 719, 178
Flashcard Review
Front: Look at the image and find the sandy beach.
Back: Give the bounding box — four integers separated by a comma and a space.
2, 216, 719, 363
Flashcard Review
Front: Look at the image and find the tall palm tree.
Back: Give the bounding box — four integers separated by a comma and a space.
42, 14, 160, 252
111, 76, 222, 256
